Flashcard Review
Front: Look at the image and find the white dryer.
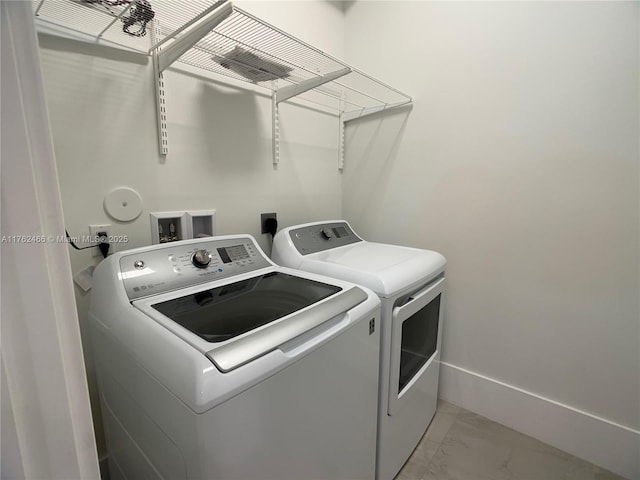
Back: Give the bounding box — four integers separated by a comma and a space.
272, 221, 446, 480
89, 234, 381, 480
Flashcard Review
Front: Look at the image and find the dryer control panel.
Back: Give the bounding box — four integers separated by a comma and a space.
289, 221, 362, 255
119, 236, 272, 300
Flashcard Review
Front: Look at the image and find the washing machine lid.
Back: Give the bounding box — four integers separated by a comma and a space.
135, 271, 370, 372
151, 271, 341, 343
111, 234, 373, 373
301, 242, 445, 297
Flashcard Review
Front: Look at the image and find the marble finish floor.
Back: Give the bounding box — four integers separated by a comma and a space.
395, 400, 627, 480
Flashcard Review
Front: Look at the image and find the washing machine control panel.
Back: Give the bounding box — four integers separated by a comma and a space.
289, 221, 362, 255
119, 237, 271, 300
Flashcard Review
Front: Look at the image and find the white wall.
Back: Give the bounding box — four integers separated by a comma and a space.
342, 2, 639, 479
36, 0, 345, 462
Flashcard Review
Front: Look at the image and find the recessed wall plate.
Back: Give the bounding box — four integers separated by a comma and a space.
186, 210, 217, 238
104, 187, 143, 222
150, 211, 188, 245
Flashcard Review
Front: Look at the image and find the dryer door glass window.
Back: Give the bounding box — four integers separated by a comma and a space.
152, 272, 341, 343
398, 294, 441, 393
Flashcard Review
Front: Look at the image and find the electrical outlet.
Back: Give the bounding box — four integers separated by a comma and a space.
260, 212, 277, 234
89, 224, 111, 257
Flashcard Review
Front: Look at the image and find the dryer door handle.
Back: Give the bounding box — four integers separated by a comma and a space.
395, 274, 445, 311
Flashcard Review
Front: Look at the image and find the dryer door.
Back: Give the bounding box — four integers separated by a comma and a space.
388, 275, 444, 415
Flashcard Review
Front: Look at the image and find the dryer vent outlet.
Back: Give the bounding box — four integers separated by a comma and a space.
261, 212, 278, 235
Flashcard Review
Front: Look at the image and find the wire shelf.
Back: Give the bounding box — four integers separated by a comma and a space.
34, 0, 411, 120
155, 4, 412, 120
33, 0, 233, 51
33, 0, 153, 51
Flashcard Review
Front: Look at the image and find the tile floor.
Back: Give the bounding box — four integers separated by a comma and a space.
394, 400, 627, 480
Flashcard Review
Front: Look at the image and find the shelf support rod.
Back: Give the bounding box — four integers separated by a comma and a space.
342, 99, 412, 123
339, 112, 346, 171
151, 20, 168, 155
34, 0, 46, 16
272, 85, 280, 166
149, 0, 228, 52
276, 67, 351, 104
337, 93, 346, 171
154, 1, 233, 73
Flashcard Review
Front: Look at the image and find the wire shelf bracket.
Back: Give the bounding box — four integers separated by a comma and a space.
153, 1, 233, 74
275, 67, 351, 104
272, 67, 351, 165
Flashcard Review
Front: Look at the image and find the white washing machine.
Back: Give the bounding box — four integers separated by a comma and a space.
89, 234, 381, 480
272, 220, 446, 480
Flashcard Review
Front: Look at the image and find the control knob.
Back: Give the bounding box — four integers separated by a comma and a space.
192, 249, 212, 268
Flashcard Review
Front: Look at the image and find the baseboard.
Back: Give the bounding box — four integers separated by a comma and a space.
438, 362, 639, 480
